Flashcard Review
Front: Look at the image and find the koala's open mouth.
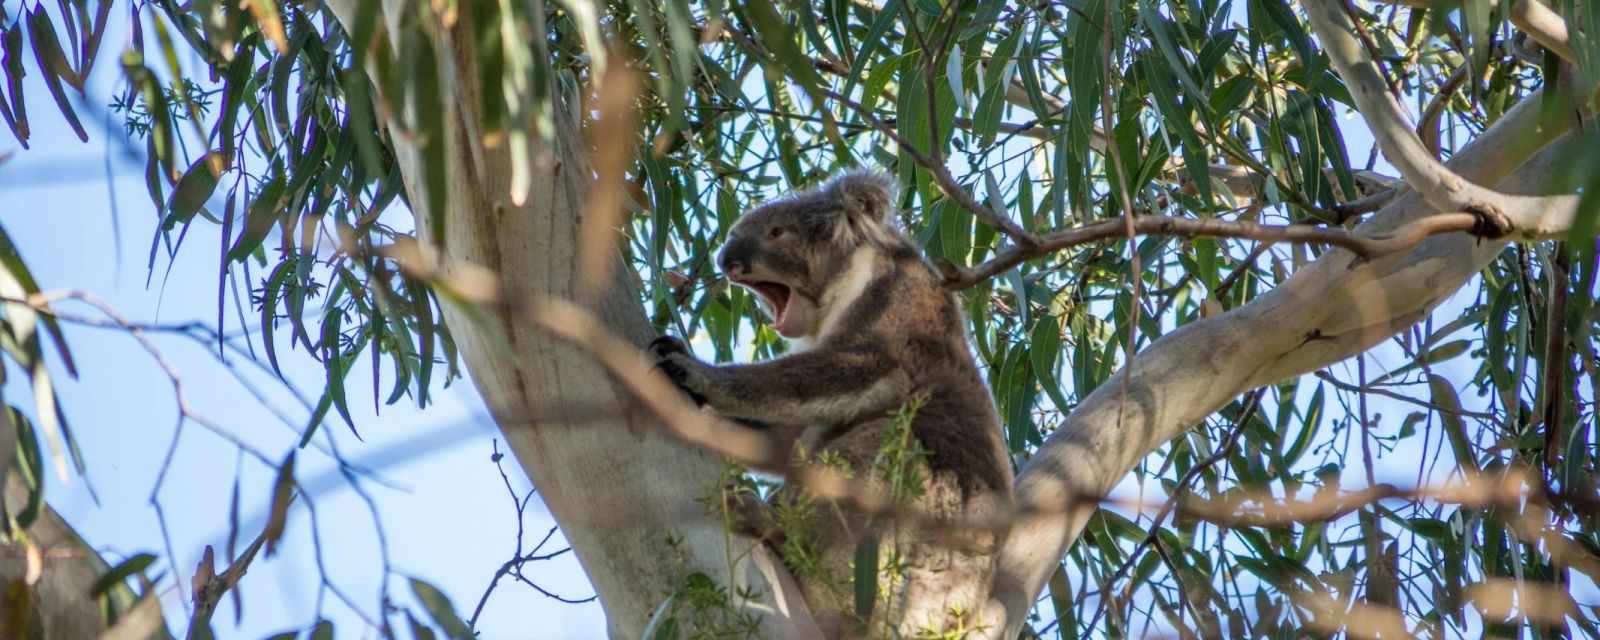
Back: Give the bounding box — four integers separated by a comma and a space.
744, 281, 793, 324
729, 275, 812, 338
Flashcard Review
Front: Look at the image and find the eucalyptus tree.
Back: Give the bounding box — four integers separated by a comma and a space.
0, 0, 1597, 637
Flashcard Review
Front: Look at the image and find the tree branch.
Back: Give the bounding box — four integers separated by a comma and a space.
1375, 0, 1574, 62
822, 89, 1039, 244
1300, 0, 1585, 239
939, 212, 1486, 289
1510, 0, 1577, 62
984, 74, 1583, 637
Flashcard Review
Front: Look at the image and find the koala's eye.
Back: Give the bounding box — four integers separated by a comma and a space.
767, 226, 788, 240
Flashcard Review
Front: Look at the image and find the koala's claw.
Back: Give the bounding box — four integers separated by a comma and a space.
648, 335, 705, 405
648, 335, 689, 359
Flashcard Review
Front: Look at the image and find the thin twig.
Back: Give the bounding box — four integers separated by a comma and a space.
470, 440, 594, 630
822, 89, 1038, 243
939, 212, 1487, 289
1082, 390, 1266, 634
1541, 244, 1571, 471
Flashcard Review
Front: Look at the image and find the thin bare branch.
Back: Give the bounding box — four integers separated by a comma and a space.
822, 89, 1039, 244
187, 532, 270, 635
1418, 62, 1470, 157
939, 212, 1486, 289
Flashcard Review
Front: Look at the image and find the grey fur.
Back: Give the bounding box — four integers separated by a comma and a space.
651, 170, 1014, 637
653, 170, 1011, 494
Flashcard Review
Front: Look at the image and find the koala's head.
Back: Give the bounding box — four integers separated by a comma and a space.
717, 170, 908, 338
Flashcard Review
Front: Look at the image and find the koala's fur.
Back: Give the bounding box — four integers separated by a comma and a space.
651, 170, 1013, 637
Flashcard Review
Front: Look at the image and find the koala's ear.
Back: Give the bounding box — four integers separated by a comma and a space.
833, 170, 898, 222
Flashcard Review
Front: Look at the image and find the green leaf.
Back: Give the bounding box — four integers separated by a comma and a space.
215, 34, 258, 163
409, 28, 448, 244
853, 533, 879, 619
228, 173, 287, 262
641, 592, 679, 640
263, 450, 296, 556
26, 7, 86, 141
1282, 383, 1323, 467
1030, 317, 1072, 413
8, 407, 44, 527
1369, 339, 1471, 386
410, 577, 474, 640
1406, 517, 1451, 542
737, 0, 827, 105
842, 0, 902, 102
1142, 53, 1211, 206
1428, 374, 1478, 472
945, 42, 967, 115
0, 225, 76, 376
318, 307, 357, 434
972, 27, 1021, 146
90, 553, 157, 597
164, 153, 224, 231
1, 25, 32, 147
405, 610, 439, 640
1138, 0, 1208, 109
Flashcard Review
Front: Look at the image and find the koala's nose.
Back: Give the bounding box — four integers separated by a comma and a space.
719, 238, 754, 275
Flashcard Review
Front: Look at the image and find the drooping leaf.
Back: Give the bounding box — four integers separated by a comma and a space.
853, 534, 880, 619
26, 6, 86, 141
163, 152, 224, 231
410, 577, 474, 640
262, 450, 296, 556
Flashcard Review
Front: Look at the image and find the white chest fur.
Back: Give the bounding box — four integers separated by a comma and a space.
794, 247, 878, 352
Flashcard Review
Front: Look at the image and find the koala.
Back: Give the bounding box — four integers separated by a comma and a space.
650, 170, 1013, 637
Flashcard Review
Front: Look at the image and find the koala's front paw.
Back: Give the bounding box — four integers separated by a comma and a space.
648, 335, 690, 359
648, 336, 706, 405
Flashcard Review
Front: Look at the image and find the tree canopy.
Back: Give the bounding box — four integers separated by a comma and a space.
0, 0, 1598, 637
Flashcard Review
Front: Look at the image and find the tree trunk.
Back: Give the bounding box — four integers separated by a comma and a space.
323, 3, 818, 637
324, 2, 1591, 637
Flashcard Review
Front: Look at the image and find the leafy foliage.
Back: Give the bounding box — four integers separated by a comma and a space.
1, 0, 1599, 637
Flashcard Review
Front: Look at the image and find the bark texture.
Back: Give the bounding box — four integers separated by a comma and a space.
325, 2, 1589, 637
984, 88, 1583, 637
324, 2, 818, 637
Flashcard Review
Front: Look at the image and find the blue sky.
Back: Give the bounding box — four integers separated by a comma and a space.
1, 12, 607, 638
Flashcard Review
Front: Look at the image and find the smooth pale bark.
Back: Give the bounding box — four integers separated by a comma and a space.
322, 3, 817, 637
984, 86, 1582, 637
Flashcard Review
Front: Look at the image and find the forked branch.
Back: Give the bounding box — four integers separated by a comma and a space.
1300, 0, 1584, 238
